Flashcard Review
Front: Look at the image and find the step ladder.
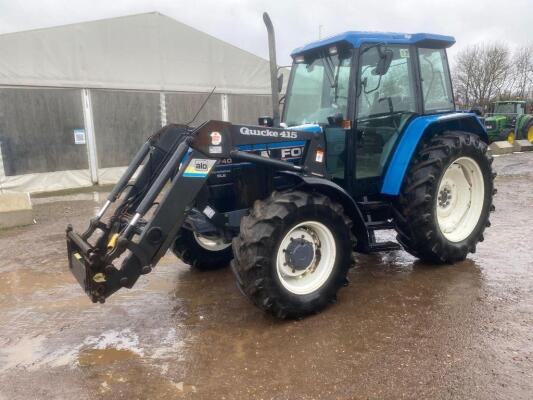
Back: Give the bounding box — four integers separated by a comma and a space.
356, 196, 401, 253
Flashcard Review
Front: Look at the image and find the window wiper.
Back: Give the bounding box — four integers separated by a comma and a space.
322, 52, 336, 89
333, 62, 342, 103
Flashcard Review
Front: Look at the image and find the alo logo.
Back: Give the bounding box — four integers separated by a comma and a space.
194, 160, 209, 171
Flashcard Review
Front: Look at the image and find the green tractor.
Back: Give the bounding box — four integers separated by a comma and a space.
483, 100, 533, 143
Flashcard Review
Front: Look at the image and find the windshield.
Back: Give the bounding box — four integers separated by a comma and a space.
283, 50, 352, 126
494, 102, 522, 115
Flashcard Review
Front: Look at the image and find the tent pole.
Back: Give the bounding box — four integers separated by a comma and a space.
221, 94, 229, 122
159, 92, 167, 127
81, 89, 99, 185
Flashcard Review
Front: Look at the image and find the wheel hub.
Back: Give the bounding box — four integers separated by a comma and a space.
438, 184, 453, 208
193, 232, 232, 252
285, 237, 315, 271
275, 221, 336, 295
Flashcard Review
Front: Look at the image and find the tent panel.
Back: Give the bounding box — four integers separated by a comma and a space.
92, 89, 161, 168
0, 169, 91, 193
165, 92, 222, 126
227, 94, 272, 125
0, 87, 87, 176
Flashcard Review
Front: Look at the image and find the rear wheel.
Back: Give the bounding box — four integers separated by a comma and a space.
231, 190, 355, 319
525, 121, 533, 143
172, 229, 233, 270
393, 131, 495, 263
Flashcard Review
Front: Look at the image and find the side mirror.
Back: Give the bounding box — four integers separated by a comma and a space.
258, 116, 274, 127
277, 74, 284, 93
374, 46, 393, 76
327, 112, 344, 127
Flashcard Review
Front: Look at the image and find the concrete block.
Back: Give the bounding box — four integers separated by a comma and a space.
515, 139, 533, 152
0, 192, 33, 229
489, 141, 515, 155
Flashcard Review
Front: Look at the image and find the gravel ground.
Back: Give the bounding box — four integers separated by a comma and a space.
0, 152, 531, 400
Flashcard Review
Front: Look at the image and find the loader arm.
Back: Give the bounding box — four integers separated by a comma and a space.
66, 120, 326, 303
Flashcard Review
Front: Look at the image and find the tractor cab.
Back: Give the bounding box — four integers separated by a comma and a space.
492, 100, 526, 116
282, 32, 456, 195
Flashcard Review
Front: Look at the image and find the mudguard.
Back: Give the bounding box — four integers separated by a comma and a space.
381, 112, 487, 196
281, 172, 370, 251
517, 114, 533, 139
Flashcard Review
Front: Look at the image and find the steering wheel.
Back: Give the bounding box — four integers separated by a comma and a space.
378, 97, 394, 114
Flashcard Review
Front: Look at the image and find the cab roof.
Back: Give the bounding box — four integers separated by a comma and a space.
291, 31, 455, 57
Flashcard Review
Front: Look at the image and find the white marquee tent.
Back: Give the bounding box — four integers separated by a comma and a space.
0, 12, 272, 94
0, 12, 278, 193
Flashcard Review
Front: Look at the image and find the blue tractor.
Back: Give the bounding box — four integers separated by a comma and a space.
66, 14, 495, 318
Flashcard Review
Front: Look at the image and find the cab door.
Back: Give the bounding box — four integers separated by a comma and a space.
353, 45, 418, 195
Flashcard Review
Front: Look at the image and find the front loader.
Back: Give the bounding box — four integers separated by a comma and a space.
67, 14, 496, 318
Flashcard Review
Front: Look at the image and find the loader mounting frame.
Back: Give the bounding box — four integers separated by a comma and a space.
66, 120, 328, 303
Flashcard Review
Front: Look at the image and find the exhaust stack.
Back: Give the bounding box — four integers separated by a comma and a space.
263, 12, 280, 127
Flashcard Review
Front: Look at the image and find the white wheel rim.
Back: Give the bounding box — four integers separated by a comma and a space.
436, 157, 485, 242
275, 221, 337, 295
193, 232, 231, 252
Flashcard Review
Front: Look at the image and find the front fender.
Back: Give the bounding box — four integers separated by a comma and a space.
280, 172, 369, 251
381, 112, 487, 196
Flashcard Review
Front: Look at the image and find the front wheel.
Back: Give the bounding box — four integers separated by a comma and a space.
231, 191, 355, 319
498, 128, 514, 143
394, 131, 495, 263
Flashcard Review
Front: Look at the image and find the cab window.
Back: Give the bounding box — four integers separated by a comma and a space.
418, 48, 454, 112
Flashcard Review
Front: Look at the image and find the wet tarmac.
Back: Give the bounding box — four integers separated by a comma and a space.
0, 152, 532, 399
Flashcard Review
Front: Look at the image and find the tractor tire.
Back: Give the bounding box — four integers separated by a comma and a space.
523, 119, 533, 143
498, 128, 514, 143
172, 229, 233, 270
393, 131, 495, 264
231, 190, 355, 319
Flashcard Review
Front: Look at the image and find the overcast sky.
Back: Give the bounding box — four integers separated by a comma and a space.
1, 0, 532, 65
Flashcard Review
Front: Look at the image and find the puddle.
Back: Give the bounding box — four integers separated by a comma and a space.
0, 335, 46, 372
0, 269, 70, 295
170, 381, 197, 395
78, 348, 138, 366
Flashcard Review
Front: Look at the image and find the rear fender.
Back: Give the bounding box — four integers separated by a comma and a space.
381, 112, 487, 196
517, 114, 533, 138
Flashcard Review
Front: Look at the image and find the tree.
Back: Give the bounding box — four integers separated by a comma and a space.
510, 45, 533, 99
452, 43, 511, 108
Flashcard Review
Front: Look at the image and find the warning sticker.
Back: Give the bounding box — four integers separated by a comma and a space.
183, 158, 217, 178
315, 149, 324, 163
